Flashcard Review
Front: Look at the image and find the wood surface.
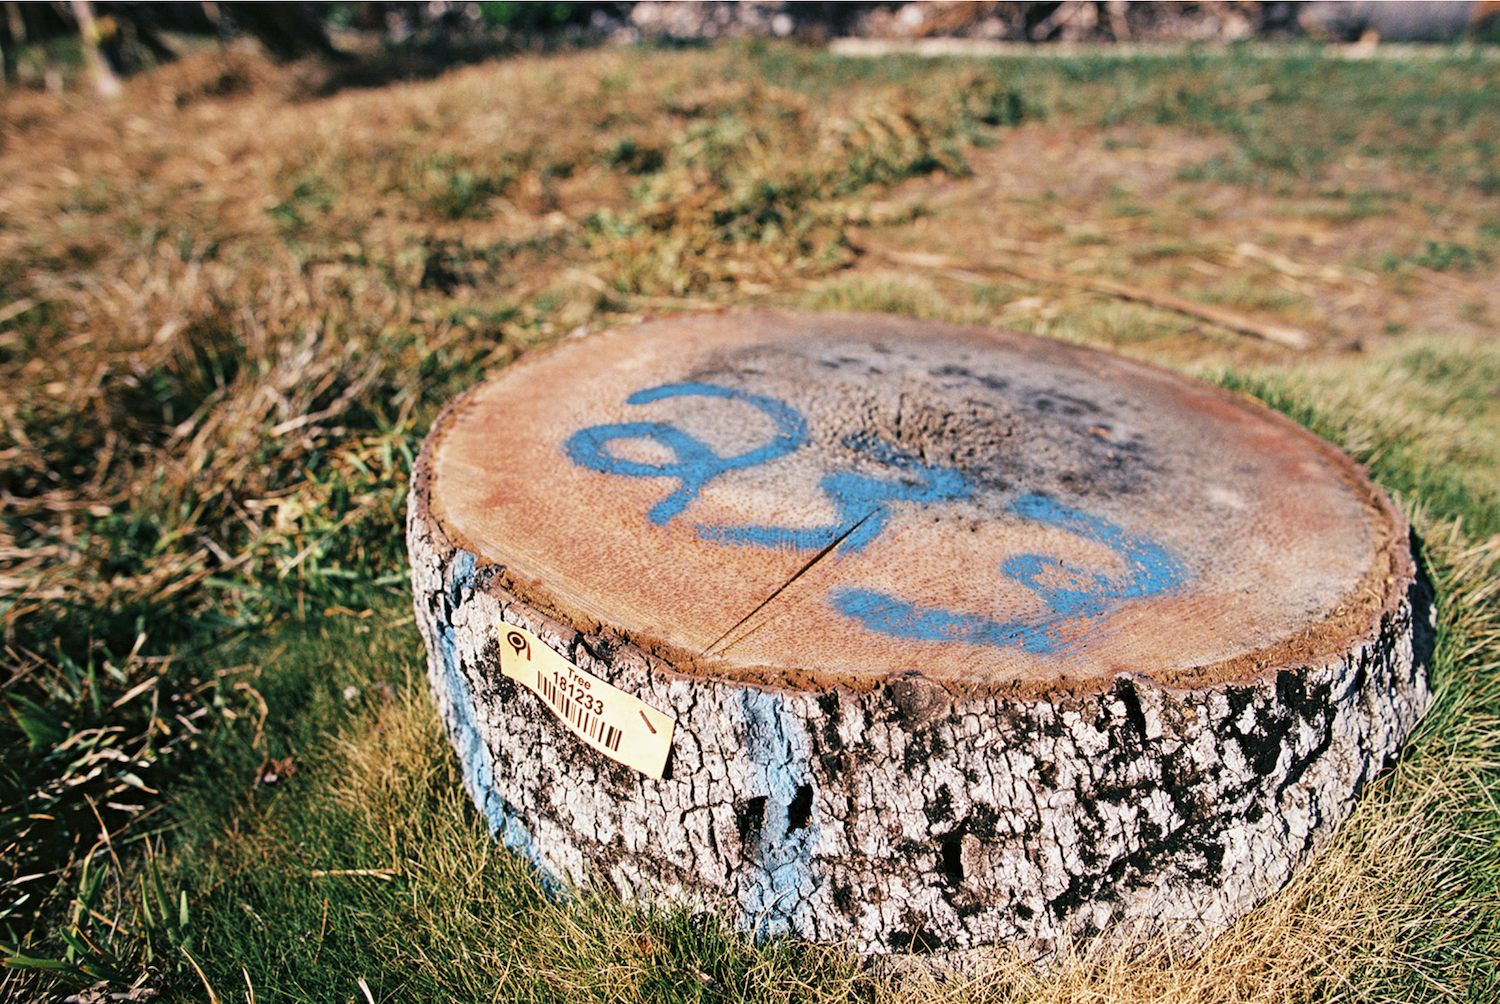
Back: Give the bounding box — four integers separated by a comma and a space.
408, 310, 1431, 956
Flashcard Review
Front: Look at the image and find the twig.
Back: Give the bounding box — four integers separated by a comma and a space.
313, 897, 328, 964
309, 868, 402, 880
108, 674, 160, 710
84, 796, 125, 880
233, 682, 268, 750
0, 297, 39, 325
871, 245, 1314, 350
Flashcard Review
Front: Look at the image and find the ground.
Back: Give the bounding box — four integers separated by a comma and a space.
1, 33, 1497, 1003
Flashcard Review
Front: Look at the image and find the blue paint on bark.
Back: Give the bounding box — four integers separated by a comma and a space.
736, 688, 817, 935
436, 551, 553, 885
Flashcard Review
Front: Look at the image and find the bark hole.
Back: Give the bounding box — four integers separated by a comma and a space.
939, 833, 965, 885
889, 926, 939, 954
1116, 677, 1147, 738
736, 796, 767, 846
788, 783, 814, 832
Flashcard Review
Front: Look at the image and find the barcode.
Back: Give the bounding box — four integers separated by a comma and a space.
537, 670, 623, 752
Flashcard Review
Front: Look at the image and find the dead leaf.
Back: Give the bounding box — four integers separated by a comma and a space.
253, 755, 296, 788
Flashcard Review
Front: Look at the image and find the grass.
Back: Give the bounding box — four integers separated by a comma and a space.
2, 33, 1498, 1001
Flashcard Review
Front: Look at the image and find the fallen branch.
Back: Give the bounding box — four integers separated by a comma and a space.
871, 246, 1314, 350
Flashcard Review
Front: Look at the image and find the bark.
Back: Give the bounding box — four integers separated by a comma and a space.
1, 5, 17, 86
216, 2, 349, 63
411, 508, 1429, 955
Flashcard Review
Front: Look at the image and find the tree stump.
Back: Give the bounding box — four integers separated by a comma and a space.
408, 310, 1431, 956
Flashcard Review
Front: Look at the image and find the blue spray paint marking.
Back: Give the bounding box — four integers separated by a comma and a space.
698, 432, 970, 553
446, 549, 476, 607
736, 688, 817, 936
830, 492, 1181, 650
564, 383, 806, 526
436, 620, 547, 865
436, 552, 557, 889
830, 586, 1061, 654
565, 384, 1182, 653
1003, 493, 1180, 616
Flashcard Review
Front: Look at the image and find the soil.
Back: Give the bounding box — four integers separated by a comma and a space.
842, 121, 1500, 361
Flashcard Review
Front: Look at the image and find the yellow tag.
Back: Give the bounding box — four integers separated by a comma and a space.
499, 623, 675, 779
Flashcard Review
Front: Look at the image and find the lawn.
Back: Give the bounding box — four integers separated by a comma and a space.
2, 34, 1497, 1002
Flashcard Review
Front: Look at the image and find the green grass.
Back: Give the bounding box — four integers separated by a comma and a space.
3, 36, 1499, 1002
755, 43, 1500, 192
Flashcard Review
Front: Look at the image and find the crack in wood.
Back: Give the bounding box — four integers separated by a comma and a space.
702, 510, 878, 658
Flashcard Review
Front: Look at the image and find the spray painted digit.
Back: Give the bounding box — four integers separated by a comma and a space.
830, 492, 1181, 653
697, 433, 969, 553
564, 383, 806, 526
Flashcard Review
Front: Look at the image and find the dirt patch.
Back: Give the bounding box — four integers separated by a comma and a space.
839, 119, 1499, 360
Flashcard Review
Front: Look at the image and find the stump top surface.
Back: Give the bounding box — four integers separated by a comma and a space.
419, 311, 1406, 695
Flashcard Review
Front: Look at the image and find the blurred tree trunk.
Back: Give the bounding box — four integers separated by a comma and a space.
217, 3, 350, 62
69, 0, 121, 97
0, 3, 15, 83
0, 4, 16, 85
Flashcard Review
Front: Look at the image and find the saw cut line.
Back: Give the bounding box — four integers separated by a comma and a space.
703, 509, 879, 658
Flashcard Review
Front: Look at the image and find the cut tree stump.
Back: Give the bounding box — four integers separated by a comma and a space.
408, 310, 1431, 956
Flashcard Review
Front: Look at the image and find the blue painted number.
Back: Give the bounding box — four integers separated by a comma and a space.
565, 383, 806, 527
832, 492, 1180, 653
565, 383, 1180, 652
698, 432, 969, 553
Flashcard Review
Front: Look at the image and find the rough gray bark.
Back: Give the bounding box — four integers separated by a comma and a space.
408, 311, 1432, 956
411, 508, 1429, 955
